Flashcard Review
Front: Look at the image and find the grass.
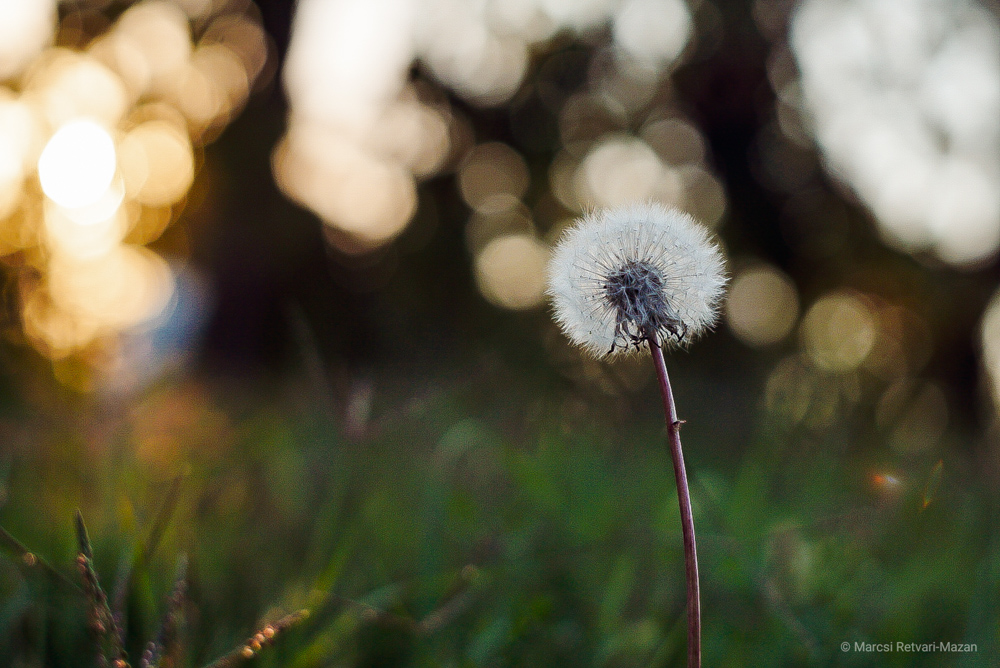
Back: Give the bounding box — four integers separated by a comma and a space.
0, 348, 996, 666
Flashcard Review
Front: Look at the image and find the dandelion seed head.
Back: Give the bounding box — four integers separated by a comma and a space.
547, 202, 727, 357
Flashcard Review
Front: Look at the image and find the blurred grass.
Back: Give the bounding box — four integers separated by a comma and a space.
1, 341, 997, 667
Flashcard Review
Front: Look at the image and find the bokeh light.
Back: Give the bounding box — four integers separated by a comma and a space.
642, 118, 706, 166
577, 135, 672, 208
38, 119, 117, 208
2, 3, 997, 666
459, 143, 530, 212
44, 195, 126, 258
29, 50, 130, 129
0, 0, 270, 366
276, 0, 718, 267
118, 120, 194, 206
416, 5, 530, 106
109, 0, 192, 97
0, 149, 22, 220
273, 121, 418, 252
726, 263, 800, 347
0, 0, 55, 81
800, 291, 876, 372
981, 288, 1000, 411
612, 0, 692, 66
0, 95, 34, 219
466, 204, 534, 255
48, 245, 174, 332
368, 98, 450, 177
474, 233, 549, 310
569, 132, 727, 227
789, 0, 1000, 266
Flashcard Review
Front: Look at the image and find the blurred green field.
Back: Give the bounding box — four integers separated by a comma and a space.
1, 331, 996, 666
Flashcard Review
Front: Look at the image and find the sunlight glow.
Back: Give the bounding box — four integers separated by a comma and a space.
0, 0, 55, 80
0, 146, 21, 220
29, 52, 130, 129
284, 0, 415, 130
277, 0, 704, 252
44, 197, 127, 258
1, 0, 269, 363
119, 121, 194, 206
613, 0, 691, 65
112, 1, 192, 97
577, 135, 669, 208
0, 95, 33, 219
33, 246, 175, 352
38, 119, 117, 209
569, 133, 726, 226
790, 0, 1000, 266
273, 122, 417, 251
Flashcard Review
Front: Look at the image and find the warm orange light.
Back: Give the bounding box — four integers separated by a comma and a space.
0, 0, 55, 80
119, 120, 194, 206
38, 119, 117, 208
29, 52, 130, 129
871, 472, 902, 493
0, 136, 24, 220
44, 197, 127, 259
47, 245, 173, 332
273, 125, 417, 250
1, 0, 266, 367
112, 1, 192, 95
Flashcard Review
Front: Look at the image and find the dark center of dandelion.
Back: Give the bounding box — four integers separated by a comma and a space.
603, 260, 684, 348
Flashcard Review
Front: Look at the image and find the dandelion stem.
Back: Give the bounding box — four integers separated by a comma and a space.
649, 336, 701, 668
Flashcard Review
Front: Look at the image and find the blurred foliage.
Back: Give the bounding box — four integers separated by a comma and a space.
1, 343, 997, 666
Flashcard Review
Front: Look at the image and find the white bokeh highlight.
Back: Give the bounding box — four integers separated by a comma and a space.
790, 0, 1000, 266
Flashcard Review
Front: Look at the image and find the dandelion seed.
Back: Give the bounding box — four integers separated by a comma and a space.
545, 202, 728, 668
547, 202, 727, 357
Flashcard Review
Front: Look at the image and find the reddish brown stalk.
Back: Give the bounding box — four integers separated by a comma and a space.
649, 336, 701, 668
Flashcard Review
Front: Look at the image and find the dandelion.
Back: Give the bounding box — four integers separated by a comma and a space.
547, 202, 728, 668
548, 203, 726, 357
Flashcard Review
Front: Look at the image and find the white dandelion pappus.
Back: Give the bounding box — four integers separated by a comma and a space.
547, 203, 727, 357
